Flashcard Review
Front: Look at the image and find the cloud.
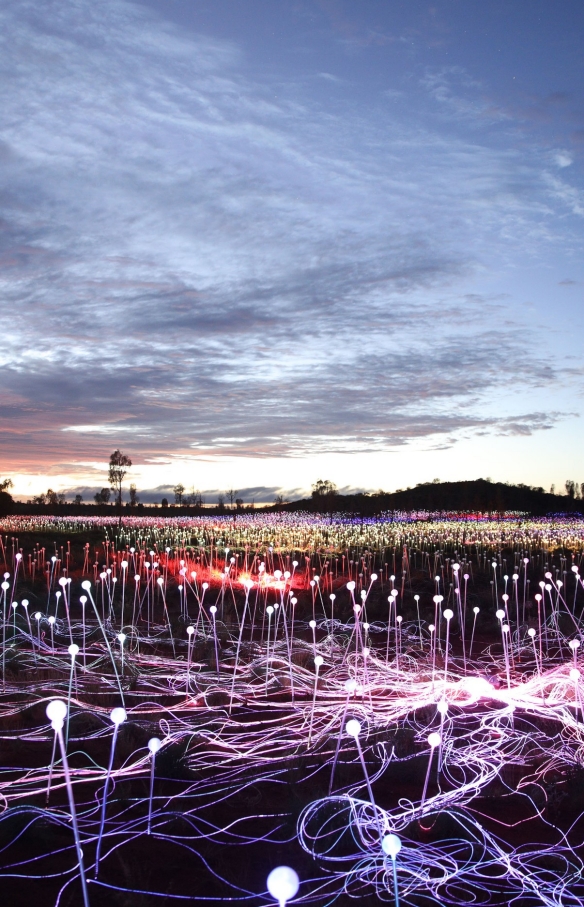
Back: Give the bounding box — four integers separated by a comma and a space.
0, 0, 579, 479
420, 67, 509, 125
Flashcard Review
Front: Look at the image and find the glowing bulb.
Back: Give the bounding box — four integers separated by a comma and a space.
382, 833, 402, 858
346, 719, 361, 738
148, 737, 162, 754
111, 707, 127, 725
266, 866, 300, 906
46, 699, 67, 723
428, 732, 441, 747
314, 655, 324, 667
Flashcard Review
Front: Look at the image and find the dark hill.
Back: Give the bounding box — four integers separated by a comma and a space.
285, 479, 581, 517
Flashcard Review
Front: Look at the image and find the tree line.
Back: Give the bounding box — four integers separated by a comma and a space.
1, 454, 583, 517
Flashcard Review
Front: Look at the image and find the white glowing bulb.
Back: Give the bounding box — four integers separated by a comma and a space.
111, 707, 127, 725
382, 833, 402, 859
46, 699, 67, 723
148, 737, 162, 754
346, 719, 361, 738
266, 866, 300, 906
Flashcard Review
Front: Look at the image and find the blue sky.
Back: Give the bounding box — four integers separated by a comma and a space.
1, 0, 583, 502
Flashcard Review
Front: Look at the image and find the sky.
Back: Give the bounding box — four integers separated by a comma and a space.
0, 0, 583, 504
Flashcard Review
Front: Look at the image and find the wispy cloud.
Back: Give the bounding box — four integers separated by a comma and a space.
0, 0, 579, 481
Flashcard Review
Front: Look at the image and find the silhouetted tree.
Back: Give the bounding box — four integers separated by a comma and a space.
94, 487, 111, 504
311, 479, 337, 513
129, 484, 139, 507
173, 483, 185, 505
109, 449, 132, 523
187, 488, 204, 509
0, 480, 13, 515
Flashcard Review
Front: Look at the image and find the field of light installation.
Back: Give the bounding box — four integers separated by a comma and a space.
1, 512, 584, 907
